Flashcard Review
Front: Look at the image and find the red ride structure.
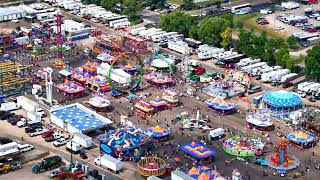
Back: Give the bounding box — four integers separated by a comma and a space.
270, 138, 289, 167
54, 13, 65, 68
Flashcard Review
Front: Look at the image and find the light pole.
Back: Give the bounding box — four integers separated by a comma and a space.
70, 134, 74, 167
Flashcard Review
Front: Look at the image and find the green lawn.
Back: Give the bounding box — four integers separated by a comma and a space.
234, 13, 286, 39
167, 0, 184, 5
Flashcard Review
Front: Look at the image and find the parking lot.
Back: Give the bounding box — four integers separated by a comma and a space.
264, 4, 320, 37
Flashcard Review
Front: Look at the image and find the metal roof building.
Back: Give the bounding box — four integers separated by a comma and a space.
0, 6, 27, 22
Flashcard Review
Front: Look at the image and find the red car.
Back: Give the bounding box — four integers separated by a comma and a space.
41, 129, 54, 138
307, 28, 317, 33
260, 20, 269, 25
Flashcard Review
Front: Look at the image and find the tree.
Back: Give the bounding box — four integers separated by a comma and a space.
159, 11, 197, 36
197, 17, 231, 46
144, 0, 165, 9
99, 0, 117, 10
183, 0, 194, 9
121, 0, 142, 19
189, 25, 199, 40
305, 44, 320, 80
220, 27, 232, 49
275, 48, 290, 67
287, 35, 299, 50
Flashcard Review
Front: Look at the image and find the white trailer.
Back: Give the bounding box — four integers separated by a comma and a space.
280, 73, 298, 83
139, 28, 161, 37
36, 11, 58, 21
72, 132, 93, 148
0, 102, 19, 111
0, 142, 19, 157
167, 41, 190, 55
260, 66, 281, 75
94, 154, 122, 173
274, 69, 290, 81
298, 82, 314, 91
197, 46, 225, 60
261, 69, 283, 82
109, 18, 129, 27
251, 65, 269, 76
208, 128, 225, 140
130, 27, 147, 36
303, 83, 320, 93
16, 96, 40, 112
171, 170, 194, 180
281, 1, 300, 10
114, 21, 131, 29
27, 111, 41, 124
151, 32, 177, 43
66, 141, 81, 153
241, 62, 267, 74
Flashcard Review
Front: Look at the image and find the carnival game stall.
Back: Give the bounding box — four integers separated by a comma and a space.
88, 94, 111, 112
56, 80, 85, 97
287, 131, 316, 148
223, 135, 265, 157
71, 71, 91, 85
205, 98, 236, 113
137, 157, 167, 177
144, 72, 174, 88
246, 109, 273, 130
86, 75, 111, 93
82, 61, 97, 75
180, 142, 216, 165
261, 91, 302, 117
97, 126, 151, 160
134, 100, 155, 118
188, 166, 221, 180
162, 89, 180, 107
148, 97, 169, 111
146, 125, 171, 142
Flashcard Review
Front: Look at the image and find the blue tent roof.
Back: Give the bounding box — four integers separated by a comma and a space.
262, 90, 302, 108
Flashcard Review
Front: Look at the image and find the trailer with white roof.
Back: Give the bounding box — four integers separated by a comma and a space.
167, 41, 190, 55
280, 73, 298, 83
151, 32, 178, 43
130, 27, 147, 36
274, 69, 290, 81
298, 82, 314, 91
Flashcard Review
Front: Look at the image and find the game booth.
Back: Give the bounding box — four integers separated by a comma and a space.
148, 97, 169, 111
144, 72, 174, 88
245, 109, 274, 130
137, 157, 167, 177
86, 75, 111, 93
56, 80, 85, 97
180, 142, 216, 165
286, 131, 316, 148
88, 94, 111, 112
223, 135, 265, 157
188, 166, 221, 180
162, 89, 180, 107
134, 100, 155, 118
145, 125, 171, 142
82, 61, 97, 76
71, 71, 90, 85
205, 98, 237, 114
97, 126, 151, 160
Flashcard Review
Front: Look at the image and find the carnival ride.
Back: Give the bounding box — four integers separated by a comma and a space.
54, 13, 65, 69
0, 57, 28, 101
137, 157, 167, 177
180, 142, 216, 164
0, 34, 15, 53
55, 80, 84, 97
223, 135, 265, 157
286, 131, 315, 147
224, 68, 251, 88
162, 89, 180, 107
149, 54, 175, 75
148, 96, 169, 111
105, 52, 143, 97
97, 126, 151, 160
263, 138, 300, 173
134, 100, 155, 118
87, 94, 111, 112
246, 109, 273, 129
182, 110, 212, 130
145, 125, 171, 142
188, 165, 221, 180
188, 62, 209, 81
143, 72, 173, 88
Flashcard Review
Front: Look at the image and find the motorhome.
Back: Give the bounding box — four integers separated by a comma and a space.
167, 41, 190, 55
145, 31, 167, 39
151, 32, 177, 43
36, 11, 58, 21
281, 1, 300, 10
131, 27, 147, 36
105, 15, 127, 25
274, 69, 290, 81
113, 21, 131, 29
138, 28, 159, 37
260, 66, 282, 75
184, 38, 202, 49
298, 82, 314, 91
197, 45, 225, 60
251, 65, 269, 76
241, 62, 267, 74
303, 83, 320, 93
261, 69, 286, 82
280, 73, 298, 83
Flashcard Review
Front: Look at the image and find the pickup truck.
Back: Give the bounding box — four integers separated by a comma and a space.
45, 134, 62, 142
28, 128, 45, 137
53, 138, 67, 147
17, 118, 27, 128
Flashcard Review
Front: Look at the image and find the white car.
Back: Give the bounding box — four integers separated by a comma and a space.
91, 18, 99, 23
18, 144, 34, 153
274, 25, 284, 30
53, 138, 67, 147
76, 13, 82, 17
295, 23, 303, 27
12, 19, 19, 23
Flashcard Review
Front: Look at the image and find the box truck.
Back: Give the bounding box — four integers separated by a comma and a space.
94, 154, 122, 173
71, 132, 92, 148
0, 102, 20, 111
16, 96, 39, 112
66, 141, 81, 153
208, 128, 225, 140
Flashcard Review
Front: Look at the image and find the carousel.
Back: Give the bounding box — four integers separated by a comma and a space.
182, 110, 212, 131
287, 131, 316, 148
137, 157, 167, 177
97, 126, 151, 160
162, 89, 180, 107
180, 142, 216, 165
56, 80, 85, 97
144, 72, 174, 88
145, 125, 171, 142
205, 98, 236, 113
134, 100, 155, 118
223, 135, 265, 157
87, 94, 111, 112
188, 166, 221, 180
245, 109, 273, 130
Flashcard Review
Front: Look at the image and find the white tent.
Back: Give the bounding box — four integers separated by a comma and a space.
151, 58, 174, 68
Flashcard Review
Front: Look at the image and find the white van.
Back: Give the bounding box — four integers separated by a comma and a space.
208, 128, 225, 140
18, 144, 34, 153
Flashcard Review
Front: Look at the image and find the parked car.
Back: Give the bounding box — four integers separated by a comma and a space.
275, 25, 284, 30
309, 97, 316, 102
271, 81, 282, 86
12, 18, 19, 23
53, 138, 67, 147
91, 18, 99, 23
282, 82, 293, 88
18, 144, 34, 153
41, 129, 54, 138
25, 123, 43, 133
28, 128, 45, 137
11, 162, 22, 171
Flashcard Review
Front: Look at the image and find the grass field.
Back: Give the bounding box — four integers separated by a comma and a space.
234, 13, 285, 39
167, 0, 184, 5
